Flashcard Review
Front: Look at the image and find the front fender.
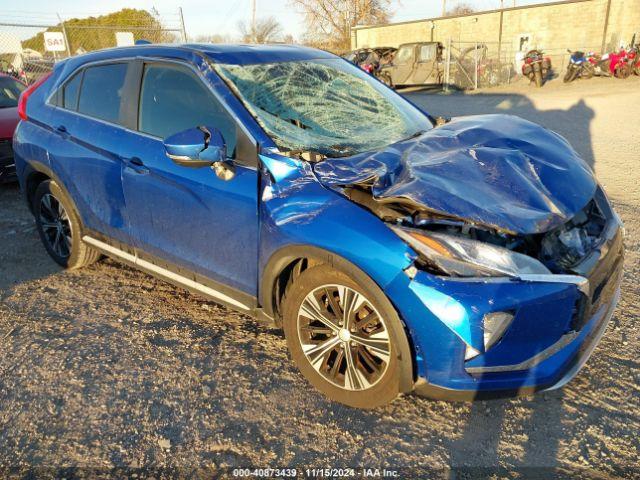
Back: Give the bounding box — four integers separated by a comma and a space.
258, 152, 415, 315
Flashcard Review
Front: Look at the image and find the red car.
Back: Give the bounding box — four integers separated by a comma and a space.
0, 74, 26, 183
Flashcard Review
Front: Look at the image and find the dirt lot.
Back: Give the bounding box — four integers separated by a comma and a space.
1, 76, 639, 478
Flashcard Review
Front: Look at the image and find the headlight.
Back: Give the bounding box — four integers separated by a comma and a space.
391, 226, 551, 277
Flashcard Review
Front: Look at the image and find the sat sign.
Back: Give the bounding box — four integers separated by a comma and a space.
44, 32, 66, 52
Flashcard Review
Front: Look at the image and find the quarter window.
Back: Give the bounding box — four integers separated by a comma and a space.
63, 71, 82, 110
77, 63, 127, 124
138, 63, 237, 157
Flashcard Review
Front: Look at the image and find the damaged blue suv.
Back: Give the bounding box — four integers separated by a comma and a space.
14, 44, 623, 408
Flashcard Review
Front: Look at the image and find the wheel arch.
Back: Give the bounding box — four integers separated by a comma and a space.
261, 244, 418, 392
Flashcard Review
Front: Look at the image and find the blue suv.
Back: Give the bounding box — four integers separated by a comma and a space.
14, 44, 623, 408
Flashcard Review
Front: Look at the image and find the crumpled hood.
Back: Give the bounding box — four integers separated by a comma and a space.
313, 114, 597, 234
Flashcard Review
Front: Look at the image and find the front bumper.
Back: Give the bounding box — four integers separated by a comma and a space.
385, 216, 624, 401
0, 139, 16, 183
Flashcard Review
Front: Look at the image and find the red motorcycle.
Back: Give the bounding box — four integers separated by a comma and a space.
522, 49, 551, 87
627, 46, 640, 76
583, 52, 612, 77
608, 48, 632, 78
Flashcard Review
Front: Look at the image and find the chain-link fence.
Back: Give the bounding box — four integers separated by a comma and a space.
442, 39, 609, 91
0, 9, 186, 85
443, 40, 517, 91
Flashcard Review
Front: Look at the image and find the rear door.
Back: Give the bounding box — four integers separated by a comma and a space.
118, 60, 259, 300
48, 61, 132, 244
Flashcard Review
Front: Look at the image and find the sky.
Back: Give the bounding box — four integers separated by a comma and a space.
1, 0, 563, 42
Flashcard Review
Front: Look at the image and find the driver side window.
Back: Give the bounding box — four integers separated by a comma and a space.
395, 47, 413, 65
138, 63, 237, 157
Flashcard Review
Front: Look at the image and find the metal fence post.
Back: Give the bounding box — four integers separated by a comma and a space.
474, 41, 478, 90
444, 37, 451, 93
178, 7, 188, 42
57, 13, 72, 57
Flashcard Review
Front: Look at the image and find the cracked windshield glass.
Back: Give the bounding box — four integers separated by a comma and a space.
216, 59, 432, 158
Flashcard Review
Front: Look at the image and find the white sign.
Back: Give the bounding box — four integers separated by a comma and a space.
115, 32, 135, 47
44, 31, 66, 52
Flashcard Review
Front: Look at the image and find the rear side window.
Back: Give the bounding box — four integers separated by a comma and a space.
419, 44, 436, 62
77, 63, 127, 124
63, 71, 82, 110
138, 63, 237, 156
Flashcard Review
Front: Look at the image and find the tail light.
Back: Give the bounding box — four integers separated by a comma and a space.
17, 72, 53, 121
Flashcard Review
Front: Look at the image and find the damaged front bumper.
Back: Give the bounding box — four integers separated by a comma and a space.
385, 216, 624, 401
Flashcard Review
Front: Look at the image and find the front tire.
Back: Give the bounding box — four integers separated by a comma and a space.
534, 65, 543, 87
33, 180, 101, 269
282, 265, 413, 408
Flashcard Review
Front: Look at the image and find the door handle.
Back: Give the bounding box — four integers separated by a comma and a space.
125, 156, 149, 174
56, 125, 68, 134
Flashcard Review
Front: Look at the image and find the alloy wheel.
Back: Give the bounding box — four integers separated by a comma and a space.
39, 193, 72, 259
297, 284, 391, 391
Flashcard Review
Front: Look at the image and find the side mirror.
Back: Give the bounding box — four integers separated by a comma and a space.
164, 126, 235, 180
165, 126, 226, 167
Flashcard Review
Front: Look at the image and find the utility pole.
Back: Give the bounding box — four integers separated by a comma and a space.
251, 0, 257, 42
442, 0, 446, 16
178, 7, 187, 42
500, 0, 504, 9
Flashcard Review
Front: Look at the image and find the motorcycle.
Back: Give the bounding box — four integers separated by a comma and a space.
626, 46, 640, 76
584, 51, 612, 77
522, 49, 551, 87
608, 48, 632, 78
564, 50, 588, 82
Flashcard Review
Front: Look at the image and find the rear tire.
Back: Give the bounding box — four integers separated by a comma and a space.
33, 180, 101, 269
281, 264, 413, 409
615, 64, 631, 79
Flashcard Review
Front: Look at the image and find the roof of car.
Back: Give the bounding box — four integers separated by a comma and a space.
185, 43, 337, 64
64, 43, 338, 67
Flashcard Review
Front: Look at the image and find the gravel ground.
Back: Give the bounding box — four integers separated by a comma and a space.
0, 76, 639, 479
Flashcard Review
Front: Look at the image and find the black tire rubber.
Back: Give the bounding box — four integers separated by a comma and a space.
563, 68, 576, 83
534, 67, 543, 87
615, 64, 631, 79
33, 180, 101, 269
281, 264, 413, 409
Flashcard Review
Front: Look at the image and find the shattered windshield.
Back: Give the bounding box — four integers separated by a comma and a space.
215, 58, 432, 158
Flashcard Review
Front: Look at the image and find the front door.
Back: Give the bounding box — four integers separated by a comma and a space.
119, 61, 259, 298
388, 45, 416, 85
409, 43, 440, 84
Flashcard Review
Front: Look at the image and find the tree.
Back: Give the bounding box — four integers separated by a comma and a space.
447, 3, 477, 15
22, 9, 176, 55
289, 0, 392, 52
238, 16, 284, 44
194, 33, 235, 44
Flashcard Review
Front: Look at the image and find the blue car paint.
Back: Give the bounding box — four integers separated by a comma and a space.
13, 43, 623, 399
314, 114, 597, 235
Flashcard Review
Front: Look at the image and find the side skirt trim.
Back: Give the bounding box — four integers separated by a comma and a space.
82, 235, 252, 312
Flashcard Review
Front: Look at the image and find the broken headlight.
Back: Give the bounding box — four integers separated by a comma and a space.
391, 226, 551, 277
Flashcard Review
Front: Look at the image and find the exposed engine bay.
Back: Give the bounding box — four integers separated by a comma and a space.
343, 184, 609, 276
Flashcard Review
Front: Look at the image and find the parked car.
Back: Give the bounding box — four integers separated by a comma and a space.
344, 47, 396, 75
378, 42, 444, 88
0, 73, 26, 182
14, 44, 623, 408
